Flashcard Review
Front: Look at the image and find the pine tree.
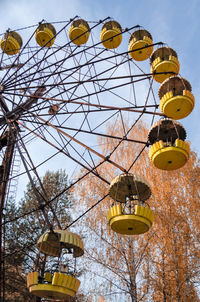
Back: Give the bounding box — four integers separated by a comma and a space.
4, 169, 73, 301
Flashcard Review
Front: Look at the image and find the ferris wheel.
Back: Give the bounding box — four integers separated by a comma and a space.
0, 17, 195, 301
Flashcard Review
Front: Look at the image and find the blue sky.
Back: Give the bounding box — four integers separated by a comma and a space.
0, 1, 199, 300
0, 0, 199, 151
0, 0, 199, 202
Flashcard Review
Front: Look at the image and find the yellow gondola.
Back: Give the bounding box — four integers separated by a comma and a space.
108, 174, 153, 235
109, 173, 151, 203
148, 119, 186, 145
159, 76, 195, 119
35, 23, 56, 47
107, 204, 154, 235
149, 139, 190, 170
37, 229, 84, 257
100, 20, 122, 49
148, 119, 190, 170
0, 31, 22, 55
68, 19, 90, 45
128, 29, 153, 61
150, 47, 180, 83
27, 229, 84, 300
27, 271, 80, 300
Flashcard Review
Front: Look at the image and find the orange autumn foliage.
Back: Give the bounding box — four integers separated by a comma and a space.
75, 120, 200, 302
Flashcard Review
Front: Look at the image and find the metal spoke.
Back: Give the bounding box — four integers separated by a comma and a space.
0, 19, 167, 300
